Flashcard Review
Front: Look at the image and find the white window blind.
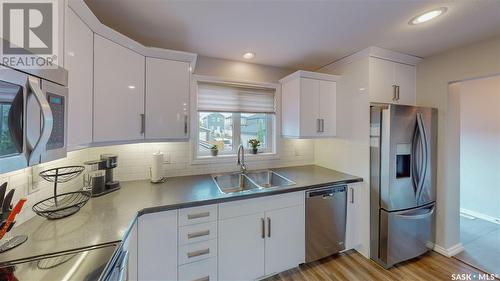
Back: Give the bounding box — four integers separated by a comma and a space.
197, 82, 276, 113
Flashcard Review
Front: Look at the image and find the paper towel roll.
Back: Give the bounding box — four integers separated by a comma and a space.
151, 152, 164, 183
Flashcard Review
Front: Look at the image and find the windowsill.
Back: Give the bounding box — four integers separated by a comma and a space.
192, 152, 279, 165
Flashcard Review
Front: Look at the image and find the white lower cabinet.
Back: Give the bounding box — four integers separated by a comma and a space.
178, 257, 217, 281
345, 182, 362, 250
138, 210, 178, 281
218, 213, 266, 280
264, 205, 305, 275
218, 192, 305, 281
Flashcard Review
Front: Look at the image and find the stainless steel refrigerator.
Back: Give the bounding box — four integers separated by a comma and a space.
370, 103, 437, 268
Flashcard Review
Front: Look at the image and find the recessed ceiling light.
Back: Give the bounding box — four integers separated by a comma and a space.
409, 7, 447, 25
242, 52, 255, 59
128, 85, 136, 89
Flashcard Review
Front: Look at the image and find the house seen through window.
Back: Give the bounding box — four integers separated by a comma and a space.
196, 82, 276, 157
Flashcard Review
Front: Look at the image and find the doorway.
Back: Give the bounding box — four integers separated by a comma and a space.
451, 75, 500, 275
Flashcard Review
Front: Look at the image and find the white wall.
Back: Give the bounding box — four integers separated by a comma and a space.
458, 75, 500, 221
417, 36, 500, 250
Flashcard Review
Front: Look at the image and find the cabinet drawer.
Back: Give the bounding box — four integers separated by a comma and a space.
179, 239, 217, 265
179, 221, 217, 245
219, 191, 304, 220
179, 205, 218, 226
178, 257, 217, 281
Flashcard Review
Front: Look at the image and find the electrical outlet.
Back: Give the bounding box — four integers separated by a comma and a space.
27, 174, 39, 194
163, 152, 171, 164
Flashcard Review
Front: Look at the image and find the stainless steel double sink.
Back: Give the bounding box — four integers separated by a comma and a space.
212, 170, 295, 194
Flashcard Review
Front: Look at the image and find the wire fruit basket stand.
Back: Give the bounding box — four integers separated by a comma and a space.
32, 166, 91, 220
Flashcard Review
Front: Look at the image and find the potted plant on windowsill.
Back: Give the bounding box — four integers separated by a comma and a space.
210, 145, 219, 156
248, 139, 260, 154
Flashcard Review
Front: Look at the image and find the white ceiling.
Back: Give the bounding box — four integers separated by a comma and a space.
84, 0, 500, 70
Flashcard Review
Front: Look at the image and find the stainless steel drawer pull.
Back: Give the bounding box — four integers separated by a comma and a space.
192, 276, 209, 281
187, 212, 210, 220
267, 217, 271, 238
187, 248, 210, 258
187, 230, 210, 239
350, 187, 354, 203
261, 218, 265, 239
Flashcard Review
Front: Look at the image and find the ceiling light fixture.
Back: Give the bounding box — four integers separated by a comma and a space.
242, 52, 255, 59
409, 7, 447, 25
128, 85, 136, 89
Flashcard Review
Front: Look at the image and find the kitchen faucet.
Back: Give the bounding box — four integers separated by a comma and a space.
237, 144, 247, 173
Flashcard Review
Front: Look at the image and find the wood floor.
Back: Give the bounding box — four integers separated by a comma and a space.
264, 250, 496, 281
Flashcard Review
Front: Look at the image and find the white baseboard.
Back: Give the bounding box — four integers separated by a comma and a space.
433, 243, 464, 257
460, 208, 500, 225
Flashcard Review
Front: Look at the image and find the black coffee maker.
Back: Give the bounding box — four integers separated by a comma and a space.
84, 154, 120, 197
100, 154, 120, 189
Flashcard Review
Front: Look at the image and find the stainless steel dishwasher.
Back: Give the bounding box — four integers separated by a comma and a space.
305, 185, 347, 262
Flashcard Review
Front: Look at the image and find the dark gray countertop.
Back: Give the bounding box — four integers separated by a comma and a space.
0, 165, 362, 264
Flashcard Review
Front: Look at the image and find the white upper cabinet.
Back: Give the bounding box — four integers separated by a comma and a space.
369, 57, 416, 105
65, 8, 93, 150
281, 71, 338, 138
93, 34, 145, 143
145, 58, 190, 140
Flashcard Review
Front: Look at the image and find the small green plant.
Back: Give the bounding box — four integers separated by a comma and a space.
210, 145, 218, 156
248, 139, 261, 149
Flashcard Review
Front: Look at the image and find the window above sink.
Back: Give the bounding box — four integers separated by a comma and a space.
192, 76, 280, 163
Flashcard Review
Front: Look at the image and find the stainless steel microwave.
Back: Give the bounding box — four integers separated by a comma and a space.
0, 65, 68, 174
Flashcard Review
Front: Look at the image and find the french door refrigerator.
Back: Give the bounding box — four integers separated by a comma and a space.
370, 104, 437, 268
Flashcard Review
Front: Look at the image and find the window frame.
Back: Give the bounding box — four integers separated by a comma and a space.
190, 75, 281, 164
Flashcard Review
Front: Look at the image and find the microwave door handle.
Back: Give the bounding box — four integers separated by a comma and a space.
8, 91, 24, 153
27, 77, 53, 165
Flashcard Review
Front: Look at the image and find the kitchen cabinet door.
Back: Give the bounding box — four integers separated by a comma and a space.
394, 62, 416, 105
93, 34, 145, 142
299, 78, 320, 137
264, 205, 305, 275
369, 57, 395, 104
319, 80, 337, 136
145, 58, 190, 140
345, 183, 361, 250
65, 8, 93, 150
218, 213, 265, 281
122, 221, 138, 281
138, 210, 178, 281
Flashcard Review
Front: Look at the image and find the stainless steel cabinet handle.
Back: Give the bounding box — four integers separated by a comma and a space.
187, 212, 210, 220
317, 118, 321, 133
321, 119, 325, 132
267, 217, 271, 238
140, 113, 145, 134
188, 230, 210, 239
184, 114, 188, 135
192, 276, 210, 281
261, 218, 265, 239
392, 85, 398, 101
350, 187, 354, 203
396, 85, 400, 101
187, 248, 210, 258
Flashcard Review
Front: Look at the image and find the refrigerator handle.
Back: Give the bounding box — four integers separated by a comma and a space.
415, 112, 429, 202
